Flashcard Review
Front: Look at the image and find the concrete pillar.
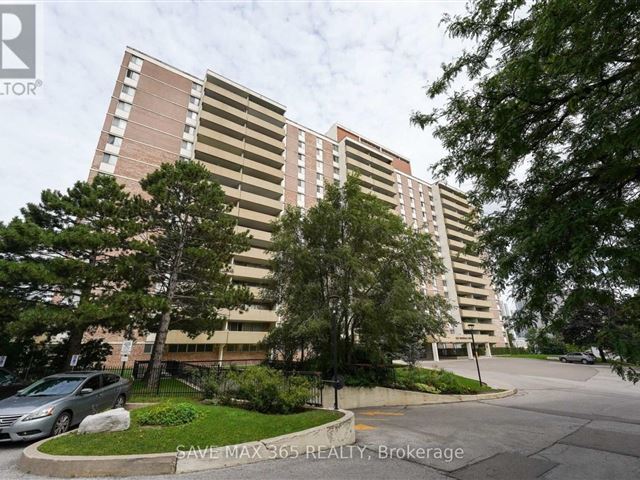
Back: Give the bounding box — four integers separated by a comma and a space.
217, 345, 225, 365
466, 342, 474, 359
485, 343, 492, 357
431, 342, 440, 362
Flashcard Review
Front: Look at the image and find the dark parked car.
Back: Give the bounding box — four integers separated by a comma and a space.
0, 371, 131, 443
0, 368, 28, 400
559, 352, 595, 365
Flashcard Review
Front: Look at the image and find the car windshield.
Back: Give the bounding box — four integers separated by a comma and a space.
17, 377, 85, 397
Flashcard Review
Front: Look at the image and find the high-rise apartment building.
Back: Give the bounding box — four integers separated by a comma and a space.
88, 47, 507, 365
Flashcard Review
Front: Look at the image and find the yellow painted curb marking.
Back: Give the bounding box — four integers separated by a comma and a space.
354, 424, 377, 431
360, 411, 405, 416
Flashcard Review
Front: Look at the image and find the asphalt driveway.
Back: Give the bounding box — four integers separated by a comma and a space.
1, 357, 639, 479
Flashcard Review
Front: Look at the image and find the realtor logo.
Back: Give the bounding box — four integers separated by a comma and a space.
0, 4, 36, 78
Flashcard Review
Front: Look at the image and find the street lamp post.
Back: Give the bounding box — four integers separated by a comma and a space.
328, 294, 339, 410
467, 323, 483, 387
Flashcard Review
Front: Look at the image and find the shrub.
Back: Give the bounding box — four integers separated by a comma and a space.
137, 402, 198, 426
222, 366, 312, 414
414, 383, 441, 394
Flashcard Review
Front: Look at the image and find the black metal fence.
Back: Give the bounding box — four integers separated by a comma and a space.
91, 359, 324, 406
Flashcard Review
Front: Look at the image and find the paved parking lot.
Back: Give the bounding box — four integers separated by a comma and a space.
2, 357, 639, 479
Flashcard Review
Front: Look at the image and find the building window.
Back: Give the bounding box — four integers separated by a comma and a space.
167, 343, 214, 353
332, 144, 339, 153
298, 140, 305, 149
107, 135, 122, 147
125, 69, 139, 81
316, 172, 324, 182
298, 130, 305, 141
116, 101, 131, 112
187, 110, 198, 120
192, 82, 202, 92
184, 125, 195, 135
298, 165, 305, 175
298, 153, 305, 163
143, 343, 152, 354
316, 148, 322, 160
102, 153, 117, 165
130, 55, 143, 66
189, 96, 200, 106
181, 140, 193, 151
297, 179, 305, 188
333, 167, 339, 176
297, 193, 304, 204
316, 185, 324, 195
112, 117, 127, 130
316, 138, 323, 149
121, 85, 134, 96
333, 154, 339, 163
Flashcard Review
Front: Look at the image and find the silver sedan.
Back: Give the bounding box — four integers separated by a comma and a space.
0, 371, 131, 443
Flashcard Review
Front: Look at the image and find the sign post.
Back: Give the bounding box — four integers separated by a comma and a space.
70, 354, 79, 371
120, 340, 133, 376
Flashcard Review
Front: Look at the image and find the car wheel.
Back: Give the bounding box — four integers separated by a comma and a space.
581, 359, 588, 364
560, 357, 567, 363
51, 412, 72, 436
114, 394, 126, 409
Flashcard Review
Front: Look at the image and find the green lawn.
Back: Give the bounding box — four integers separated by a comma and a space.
129, 378, 199, 402
38, 403, 342, 456
393, 367, 495, 394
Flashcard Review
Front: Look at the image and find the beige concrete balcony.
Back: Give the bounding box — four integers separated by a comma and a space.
452, 261, 485, 275
448, 239, 467, 251
198, 125, 245, 153
166, 329, 269, 345
445, 218, 474, 234
242, 157, 283, 184
166, 330, 226, 344
196, 142, 243, 167
245, 126, 285, 153
460, 309, 494, 320
236, 207, 276, 230
243, 142, 284, 167
248, 99, 286, 127
227, 308, 278, 323
464, 321, 498, 332
454, 252, 484, 267
456, 284, 493, 297
447, 230, 477, 243
231, 264, 270, 282
208, 164, 242, 183
235, 247, 271, 265
203, 97, 247, 125
226, 331, 269, 344
443, 208, 471, 223
238, 189, 282, 214
441, 195, 472, 213
454, 272, 489, 287
200, 110, 246, 136
457, 297, 493, 308
206, 80, 249, 106
236, 226, 272, 248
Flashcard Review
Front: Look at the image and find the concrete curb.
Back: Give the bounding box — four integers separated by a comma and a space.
321, 386, 517, 409
19, 409, 355, 478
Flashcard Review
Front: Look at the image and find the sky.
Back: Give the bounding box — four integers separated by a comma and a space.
0, 0, 470, 223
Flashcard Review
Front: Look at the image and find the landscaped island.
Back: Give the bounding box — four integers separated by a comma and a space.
345, 366, 497, 395
38, 403, 342, 456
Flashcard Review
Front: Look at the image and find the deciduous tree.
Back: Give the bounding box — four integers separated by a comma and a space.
413, 0, 640, 381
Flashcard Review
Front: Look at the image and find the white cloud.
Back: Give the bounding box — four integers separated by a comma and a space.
0, 0, 468, 222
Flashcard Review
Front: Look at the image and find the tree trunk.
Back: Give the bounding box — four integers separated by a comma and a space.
145, 309, 172, 389
64, 327, 84, 371
598, 346, 607, 363
145, 239, 183, 389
